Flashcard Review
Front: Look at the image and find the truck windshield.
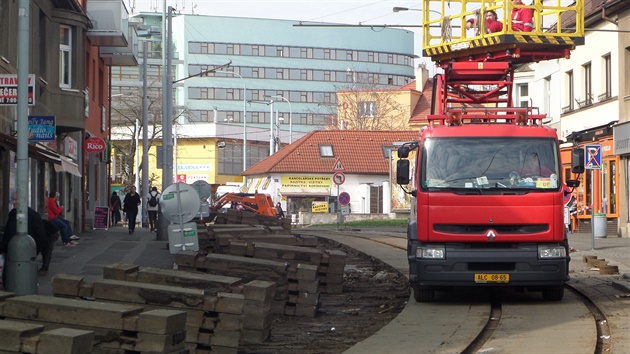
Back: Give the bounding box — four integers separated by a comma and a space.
422, 137, 560, 191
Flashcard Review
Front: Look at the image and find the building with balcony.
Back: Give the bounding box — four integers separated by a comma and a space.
0, 0, 137, 231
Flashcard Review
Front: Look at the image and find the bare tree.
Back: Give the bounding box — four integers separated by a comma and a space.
319, 73, 411, 131
110, 81, 188, 189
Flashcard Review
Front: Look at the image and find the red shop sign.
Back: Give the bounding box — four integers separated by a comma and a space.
84, 136, 106, 153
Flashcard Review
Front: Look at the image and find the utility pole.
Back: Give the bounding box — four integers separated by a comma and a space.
269, 100, 274, 155
157, 6, 174, 241
6, 0, 37, 294
141, 39, 149, 229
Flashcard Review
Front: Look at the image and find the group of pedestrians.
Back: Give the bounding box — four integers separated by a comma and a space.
1, 190, 77, 282
1, 185, 163, 286
465, 0, 533, 34
110, 185, 160, 235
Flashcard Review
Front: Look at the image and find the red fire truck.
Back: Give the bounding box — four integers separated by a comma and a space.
396, 0, 586, 301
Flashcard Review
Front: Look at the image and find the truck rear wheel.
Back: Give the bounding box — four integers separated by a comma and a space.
412, 285, 435, 302
542, 286, 564, 301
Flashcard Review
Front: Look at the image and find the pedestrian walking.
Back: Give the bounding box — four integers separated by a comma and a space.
123, 186, 141, 234
47, 191, 78, 246
110, 191, 122, 227
146, 186, 160, 232
276, 202, 285, 218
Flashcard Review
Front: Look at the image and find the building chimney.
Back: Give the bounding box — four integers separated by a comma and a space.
416, 63, 429, 91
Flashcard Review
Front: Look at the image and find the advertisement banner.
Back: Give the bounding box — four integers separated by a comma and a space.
311, 202, 328, 213
28, 116, 55, 142
0, 74, 35, 105
282, 176, 330, 189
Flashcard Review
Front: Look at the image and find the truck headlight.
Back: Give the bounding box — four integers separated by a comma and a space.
538, 245, 566, 259
416, 246, 445, 259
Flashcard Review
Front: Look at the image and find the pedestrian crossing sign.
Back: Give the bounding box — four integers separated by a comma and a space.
332, 158, 346, 172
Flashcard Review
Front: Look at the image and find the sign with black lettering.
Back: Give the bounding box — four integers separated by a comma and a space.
0, 74, 35, 105
93, 206, 109, 230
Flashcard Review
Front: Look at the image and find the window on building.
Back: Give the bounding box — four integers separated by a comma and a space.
320, 145, 334, 157
583, 62, 592, 106
602, 54, 611, 101
358, 101, 376, 118
241, 44, 252, 55
544, 76, 551, 119
565, 70, 574, 111
59, 25, 72, 88
215, 43, 227, 54
518, 84, 529, 107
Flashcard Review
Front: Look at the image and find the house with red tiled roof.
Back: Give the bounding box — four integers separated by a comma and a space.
242, 130, 418, 219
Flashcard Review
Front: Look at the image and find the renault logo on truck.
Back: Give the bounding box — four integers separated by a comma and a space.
486, 230, 496, 242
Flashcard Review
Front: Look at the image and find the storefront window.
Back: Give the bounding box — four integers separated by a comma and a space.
609, 160, 616, 214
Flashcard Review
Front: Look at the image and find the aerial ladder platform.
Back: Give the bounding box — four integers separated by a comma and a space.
421, 0, 585, 124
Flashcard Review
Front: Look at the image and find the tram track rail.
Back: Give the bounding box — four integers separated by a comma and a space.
305, 229, 613, 354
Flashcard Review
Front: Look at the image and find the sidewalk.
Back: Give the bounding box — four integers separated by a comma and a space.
567, 230, 630, 293
33, 227, 629, 296
35, 224, 175, 296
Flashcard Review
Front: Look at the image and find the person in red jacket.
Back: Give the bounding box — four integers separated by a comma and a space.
47, 191, 79, 246
466, 10, 503, 34
511, 0, 533, 32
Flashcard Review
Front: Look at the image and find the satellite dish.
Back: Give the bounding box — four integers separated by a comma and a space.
160, 183, 200, 223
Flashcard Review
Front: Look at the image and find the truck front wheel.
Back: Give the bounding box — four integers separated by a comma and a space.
542, 286, 564, 301
412, 285, 435, 302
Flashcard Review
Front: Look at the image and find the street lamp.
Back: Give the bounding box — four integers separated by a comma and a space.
392, 7, 441, 16
211, 70, 247, 184
267, 95, 292, 144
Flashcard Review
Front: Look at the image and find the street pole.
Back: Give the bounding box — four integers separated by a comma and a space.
268, 95, 292, 144
6, 0, 37, 295
141, 39, 149, 229
269, 100, 274, 155
157, 6, 174, 241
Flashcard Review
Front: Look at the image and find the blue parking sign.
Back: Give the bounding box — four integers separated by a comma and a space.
584, 144, 602, 170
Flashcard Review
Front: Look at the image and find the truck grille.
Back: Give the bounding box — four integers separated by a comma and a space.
434, 224, 548, 234
468, 262, 516, 271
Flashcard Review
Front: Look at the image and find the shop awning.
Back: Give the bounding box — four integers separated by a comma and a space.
278, 187, 330, 197
0, 132, 81, 176
0, 131, 61, 164
54, 155, 82, 177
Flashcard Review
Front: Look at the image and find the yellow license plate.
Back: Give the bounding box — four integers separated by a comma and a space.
475, 273, 509, 284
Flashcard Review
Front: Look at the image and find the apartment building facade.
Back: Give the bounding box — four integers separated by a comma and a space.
521, 1, 630, 236
110, 13, 416, 188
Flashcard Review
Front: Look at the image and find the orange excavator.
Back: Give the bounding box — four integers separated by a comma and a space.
208, 191, 277, 222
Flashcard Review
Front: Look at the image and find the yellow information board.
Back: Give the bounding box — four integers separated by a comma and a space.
311, 202, 328, 213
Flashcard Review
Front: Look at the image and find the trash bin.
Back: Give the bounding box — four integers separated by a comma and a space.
593, 213, 607, 238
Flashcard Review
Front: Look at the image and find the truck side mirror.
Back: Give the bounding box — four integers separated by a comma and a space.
398, 146, 410, 159
571, 148, 585, 174
396, 160, 410, 185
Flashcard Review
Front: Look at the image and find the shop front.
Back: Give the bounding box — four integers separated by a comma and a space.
613, 121, 630, 237
0, 132, 81, 227
562, 125, 619, 236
